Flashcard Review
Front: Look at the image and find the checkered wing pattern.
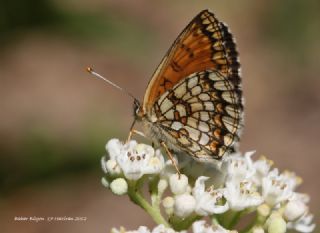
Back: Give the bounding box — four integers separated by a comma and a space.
141, 10, 242, 161
152, 70, 242, 160
143, 10, 240, 111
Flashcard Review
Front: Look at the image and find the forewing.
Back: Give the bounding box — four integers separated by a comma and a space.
153, 70, 243, 160
143, 9, 240, 112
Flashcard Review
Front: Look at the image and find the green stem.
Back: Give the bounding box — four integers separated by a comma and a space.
215, 210, 243, 230
170, 214, 202, 231
228, 211, 243, 229
211, 216, 220, 225
215, 213, 224, 226
148, 176, 160, 207
216, 210, 233, 228
127, 180, 170, 227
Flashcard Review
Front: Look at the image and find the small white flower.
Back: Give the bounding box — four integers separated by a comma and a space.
110, 178, 128, 195
192, 176, 228, 216
279, 170, 302, 190
152, 224, 184, 233
252, 156, 273, 186
192, 220, 233, 233
169, 173, 189, 195
105, 139, 165, 180
222, 151, 256, 184
262, 169, 293, 206
111, 225, 184, 233
127, 226, 151, 233
224, 180, 263, 211
174, 193, 196, 218
283, 199, 307, 222
287, 213, 316, 233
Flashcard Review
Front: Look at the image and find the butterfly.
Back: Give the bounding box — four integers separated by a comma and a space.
133, 9, 243, 163
88, 9, 243, 165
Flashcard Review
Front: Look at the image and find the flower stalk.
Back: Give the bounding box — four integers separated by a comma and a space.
127, 179, 170, 227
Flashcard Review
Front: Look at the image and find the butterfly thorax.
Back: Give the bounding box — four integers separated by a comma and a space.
133, 97, 158, 123
133, 101, 175, 150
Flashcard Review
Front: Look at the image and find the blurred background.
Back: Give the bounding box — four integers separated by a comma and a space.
0, 0, 319, 232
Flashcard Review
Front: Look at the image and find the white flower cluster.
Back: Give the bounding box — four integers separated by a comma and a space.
111, 220, 235, 233
221, 152, 315, 233
102, 139, 315, 233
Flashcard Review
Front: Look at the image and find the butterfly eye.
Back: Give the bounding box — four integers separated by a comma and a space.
135, 106, 140, 115
133, 99, 143, 118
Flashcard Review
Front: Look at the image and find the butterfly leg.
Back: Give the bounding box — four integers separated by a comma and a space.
127, 119, 146, 142
127, 119, 136, 142
132, 129, 145, 137
127, 129, 146, 142
160, 141, 181, 176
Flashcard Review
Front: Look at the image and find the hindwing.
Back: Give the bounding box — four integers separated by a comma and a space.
152, 70, 242, 160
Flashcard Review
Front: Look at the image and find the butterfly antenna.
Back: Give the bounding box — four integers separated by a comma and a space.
86, 67, 138, 101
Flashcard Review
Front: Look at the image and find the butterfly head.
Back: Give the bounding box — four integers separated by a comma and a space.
133, 99, 144, 120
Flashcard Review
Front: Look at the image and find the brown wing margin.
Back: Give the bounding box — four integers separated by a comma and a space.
142, 9, 241, 112
218, 22, 241, 89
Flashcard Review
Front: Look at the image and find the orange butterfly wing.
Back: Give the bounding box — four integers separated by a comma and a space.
142, 9, 240, 112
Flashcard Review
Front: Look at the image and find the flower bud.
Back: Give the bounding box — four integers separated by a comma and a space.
158, 178, 168, 194
169, 173, 188, 195
162, 196, 174, 215
174, 193, 196, 218
110, 178, 128, 195
266, 212, 286, 233
284, 200, 307, 221
258, 204, 271, 217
